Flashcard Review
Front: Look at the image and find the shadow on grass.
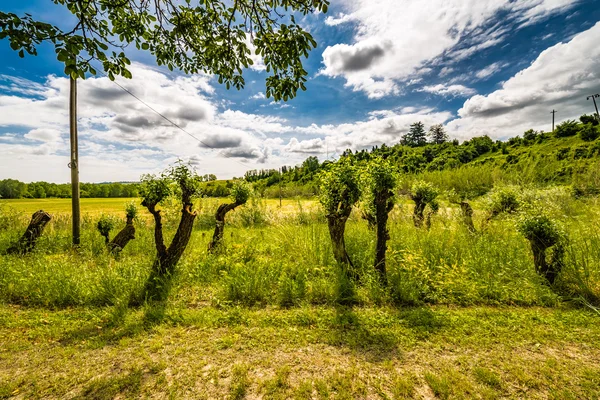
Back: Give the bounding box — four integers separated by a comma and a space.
324, 305, 446, 362
59, 274, 174, 349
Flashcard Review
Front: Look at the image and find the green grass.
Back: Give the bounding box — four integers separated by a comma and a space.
0, 305, 599, 398
1, 191, 600, 398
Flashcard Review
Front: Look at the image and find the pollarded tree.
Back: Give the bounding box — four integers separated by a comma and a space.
0, 0, 329, 101
360, 157, 398, 284
518, 214, 566, 284
96, 202, 138, 254
410, 181, 439, 229
318, 157, 360, 271
208, 180, 251, 251
138, 162, 201, 300
428, 124, 448, 144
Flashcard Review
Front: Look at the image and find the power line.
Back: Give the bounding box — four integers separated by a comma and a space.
87, 61, 253, 170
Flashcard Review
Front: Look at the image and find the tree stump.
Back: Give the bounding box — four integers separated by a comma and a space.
7, 210, 52, 254
108, 216, 136, 254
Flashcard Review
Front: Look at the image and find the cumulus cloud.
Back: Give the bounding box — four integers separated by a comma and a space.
321, 0, 577, 98
447, 22, 600, 139
0, 63, 285, 181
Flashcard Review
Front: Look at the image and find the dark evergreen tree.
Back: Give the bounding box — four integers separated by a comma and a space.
402, 122, 427, 147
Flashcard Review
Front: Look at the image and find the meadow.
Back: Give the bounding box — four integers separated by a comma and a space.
1, 187, 600, 399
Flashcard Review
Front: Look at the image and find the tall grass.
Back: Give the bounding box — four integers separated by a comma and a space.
1, 190, 599, 309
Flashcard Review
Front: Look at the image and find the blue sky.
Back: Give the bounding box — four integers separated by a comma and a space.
1, 0, 600, 182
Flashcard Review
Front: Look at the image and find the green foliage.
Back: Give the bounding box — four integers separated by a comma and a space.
96, 214, 116, 238
410, 180, 438, 205
359, 157, 398, 215
140, 162, 202, 206
0, 0, 329, 100
580, 114, 599, 126
402, 121, 427, 147
579, 123, 599, 141
488, 187, 520, 217
428, 124, 449, 144
139, 174, 172, 206
317, 158, 360, 217
230, 181, 251, 205
517, 214, 563, 249
555, 120, 579, 138
125, 202, 138, 219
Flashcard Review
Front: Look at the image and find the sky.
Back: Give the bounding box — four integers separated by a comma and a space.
1, 0, 600, 183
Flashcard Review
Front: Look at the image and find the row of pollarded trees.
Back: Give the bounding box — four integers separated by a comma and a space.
318, 157, 445, 285
318, 156, 569, 289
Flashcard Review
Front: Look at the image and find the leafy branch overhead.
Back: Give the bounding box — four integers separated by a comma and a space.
0, 0, 329, 101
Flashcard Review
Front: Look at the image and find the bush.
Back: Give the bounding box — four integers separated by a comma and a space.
488, 187, 520, 217
554, 120, 579, 138
579, 123, 599, 142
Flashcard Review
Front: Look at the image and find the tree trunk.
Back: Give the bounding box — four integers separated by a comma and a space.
413, 201, 425, 228
108, 216, 135, 254
7, 210, 51, 254
374, 198, 391, 285
208, 202, 240, 252
460, 201, 476, 233
530, 241, 551, 283
153, 204, 197, 275
327, 216, 354, 267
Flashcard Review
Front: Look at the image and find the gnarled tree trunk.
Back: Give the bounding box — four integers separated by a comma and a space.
460, 201, 476, 233
327, 216, 354, 268
7, 210, 51, 255
412, 200, 426, 228
108, 216, 136, 254
529, 239, 563, 285
374, 193, 394, 285
208, 201, 241, 252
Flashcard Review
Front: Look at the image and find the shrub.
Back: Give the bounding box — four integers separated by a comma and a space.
579, 123, 599, 142
488, 187, 520, 218
554, 120, 579, 138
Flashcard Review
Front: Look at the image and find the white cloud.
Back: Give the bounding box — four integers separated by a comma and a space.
474, 62, 506, 80
0, 63, 292, 181
250, 91, 266, 100
418, 84, 477, 98
320, 0, 577, 97
447, 22, 600, 140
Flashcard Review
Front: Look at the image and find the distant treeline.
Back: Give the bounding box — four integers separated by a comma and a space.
0, 174, 234, 199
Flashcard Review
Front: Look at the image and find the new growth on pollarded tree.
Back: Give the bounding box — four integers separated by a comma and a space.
138, 162, 202, 300
360, 157, 398, 284
410, 181, 439, 229
0, 0, 329, 101
96, 202, 138, 255
318, 158, 360, 273
208, 181, 251, 252
518, 214, 566, 285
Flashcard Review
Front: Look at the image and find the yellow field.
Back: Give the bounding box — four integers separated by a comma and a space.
1, 197, 316, 217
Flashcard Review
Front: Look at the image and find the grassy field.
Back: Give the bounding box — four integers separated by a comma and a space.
1, 193, 599, 398
2, 197, 314, 217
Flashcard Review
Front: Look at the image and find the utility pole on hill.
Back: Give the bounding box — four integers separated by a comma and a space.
587, 94, 600, 121
551, 110, 557, 133
69, 75, 81, 246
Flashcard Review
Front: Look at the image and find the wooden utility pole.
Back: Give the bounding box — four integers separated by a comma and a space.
279, 167, 282, 207
551, 110, 556, 133
69, 75, 81, 245
587, 94, 600, 121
